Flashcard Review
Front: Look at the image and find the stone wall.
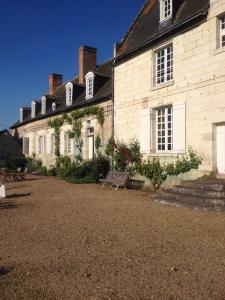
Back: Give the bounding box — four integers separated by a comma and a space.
12, 101, 112, 167
114, 0, 225, 174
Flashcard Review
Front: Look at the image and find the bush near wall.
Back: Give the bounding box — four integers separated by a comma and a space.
137, 150, 202, 191
54, 155, 110, 184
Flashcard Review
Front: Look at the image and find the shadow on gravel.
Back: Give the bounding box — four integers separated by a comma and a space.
6, 186, 28, 191
0, 201, 19, 210
0, 267, 11, 277
25, 177, 44, 181
6, 193, 31, 199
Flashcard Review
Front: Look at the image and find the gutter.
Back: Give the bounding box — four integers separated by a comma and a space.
114, 8, 209, 64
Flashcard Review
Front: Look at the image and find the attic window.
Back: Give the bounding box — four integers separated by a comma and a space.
85, 72, 95, 100
41, 96, 46, 115
31, 101, 36, 118
160, 0, 172, 22
52, 102, 56, 111
66, 82, 73, 106
20, 108, 23, 123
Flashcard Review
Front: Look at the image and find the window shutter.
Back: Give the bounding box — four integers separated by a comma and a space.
46, 134, 51, 155
43, 135, 46, 154
173, 100, 186, 153
23, 137, 29, 155
60, 132, 64, 155
36, 136, 39, 154
64, 132, 68, 155
140, 108, 151, 154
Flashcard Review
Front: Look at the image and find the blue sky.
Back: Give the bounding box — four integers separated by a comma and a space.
0, 0, 144, 129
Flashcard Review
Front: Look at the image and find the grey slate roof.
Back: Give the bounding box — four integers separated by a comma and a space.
11, 60, 112, 129
116, 0, 210, 59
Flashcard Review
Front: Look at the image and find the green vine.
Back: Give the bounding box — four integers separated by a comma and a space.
48, 106, 105, 162
48, 117, 64, 158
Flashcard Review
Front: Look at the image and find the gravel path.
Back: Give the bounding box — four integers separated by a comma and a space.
0, 176, 225, 300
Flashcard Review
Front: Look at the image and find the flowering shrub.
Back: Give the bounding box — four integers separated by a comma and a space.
137, 150, 202, 191
105, 138, 142, 172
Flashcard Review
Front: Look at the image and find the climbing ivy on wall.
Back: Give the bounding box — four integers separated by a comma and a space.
48, 117, 64, 158
48, 106, 105, 161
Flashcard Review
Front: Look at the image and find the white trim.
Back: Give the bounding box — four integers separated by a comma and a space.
160, 0, 172, 22
65, 82, 73, 106
41, 96, 47, 115
52, 102, 56, 111
85, 72, 95, 100
31, 101, 36, 118
20, 108, 23, 123
155, 105, 173, 153
154, 44, 173, 86
38, 135, 44, 154
220, 15, 225, 48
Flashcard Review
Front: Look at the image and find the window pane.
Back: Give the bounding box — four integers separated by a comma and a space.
156, 106, 173, 151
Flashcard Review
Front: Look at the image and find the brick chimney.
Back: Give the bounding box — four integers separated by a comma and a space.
48, 74, 63, 95
79, 46, 97, 85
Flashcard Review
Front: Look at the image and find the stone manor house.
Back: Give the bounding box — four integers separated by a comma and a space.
11, 0, 225, 176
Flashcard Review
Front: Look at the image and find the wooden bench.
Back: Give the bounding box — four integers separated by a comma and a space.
100, 171, 129, 191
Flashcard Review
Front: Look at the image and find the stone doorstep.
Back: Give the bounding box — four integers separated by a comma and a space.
164, 186, 225, 199
182, 180, 225, 192
153, 179, 225, 211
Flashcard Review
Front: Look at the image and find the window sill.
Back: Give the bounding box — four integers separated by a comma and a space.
151, 80, 174, 91
213, 46, 225, 56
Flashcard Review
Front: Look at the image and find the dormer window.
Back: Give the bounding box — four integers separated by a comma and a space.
41, 96, 46, 115
66, 82, 73, 106
20, 108, 23, 123
85, 72, 95, 100
52, 102, 56, 111
31, 101, 36, 118
160, 0, 172, 22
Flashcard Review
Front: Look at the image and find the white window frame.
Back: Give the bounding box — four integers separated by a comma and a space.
220, 15, 225, 47
85, 72, 95, 100
38, 136, 44, 154
20, 108, 23, 123
66, 82, 73, 106
160, 0, 172, 22
41, 96, 46, 115
66, 132, 72, 155
52, 102, 56, 111
155, 44, 173, 85
156, 106, 173, 152
31, 101, 36, 118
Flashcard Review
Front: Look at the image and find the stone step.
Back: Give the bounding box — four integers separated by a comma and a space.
154, 191, 225, 211
182, 180, 225, 192
166, 186, 225, 199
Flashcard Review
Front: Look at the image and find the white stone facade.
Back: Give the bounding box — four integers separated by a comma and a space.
114, 0, 225, 174
13, 101, 112, 167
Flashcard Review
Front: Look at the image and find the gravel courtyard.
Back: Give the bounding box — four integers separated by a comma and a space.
0, 176, 225, 300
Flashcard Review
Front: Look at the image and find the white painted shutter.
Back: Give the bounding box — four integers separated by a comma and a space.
64, 132, 68, 155
36, 136, 39, 154
43, 135, 46, 154
60, 132, 65, 155
29, 135, 33, 155
173, 100, 186, 153
46, 134, 51, 155
140, 108, 151, 154
23, 137, 29, 155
